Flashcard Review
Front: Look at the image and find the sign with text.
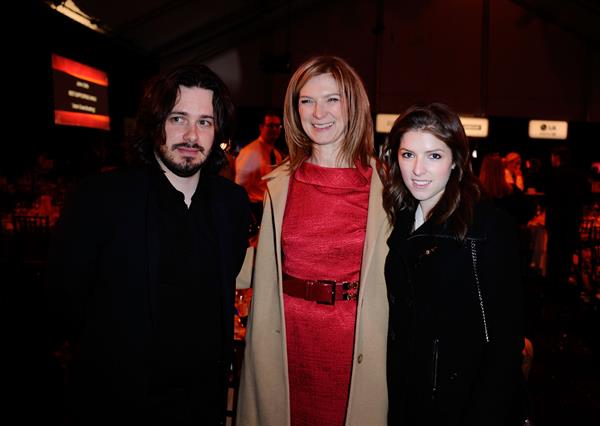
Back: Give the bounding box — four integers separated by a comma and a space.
52, 54, 110, 130
375, 114, 399, 133
459, 117, 489, 138
376, 113, 488, 137
528, 120, 568, 140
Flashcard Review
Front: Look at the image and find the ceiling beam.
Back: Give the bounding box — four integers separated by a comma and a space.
510, 0, 600, 45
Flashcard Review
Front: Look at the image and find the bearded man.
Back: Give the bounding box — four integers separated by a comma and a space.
48, 64, 250, 425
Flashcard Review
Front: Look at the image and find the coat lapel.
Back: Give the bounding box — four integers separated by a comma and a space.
361, 159, 389, 289
263, 162, 291, 283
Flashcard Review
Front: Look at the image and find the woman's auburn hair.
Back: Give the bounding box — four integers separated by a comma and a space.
283, 55, 374, 170
382, 102, 482, 240
479, 153, 512, 199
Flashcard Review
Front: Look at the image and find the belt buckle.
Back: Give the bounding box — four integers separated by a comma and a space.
315, 280, 336, 305
341, 281, 358, 301
341, 281, 358, 290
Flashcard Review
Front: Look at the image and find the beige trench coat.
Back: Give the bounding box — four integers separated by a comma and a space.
236, 159, 390, 426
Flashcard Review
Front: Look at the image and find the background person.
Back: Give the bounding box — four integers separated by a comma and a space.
382, 103, 527, 425
545, 144, 590, 297
235, 110, 284, 225
504, 151, 525, 191
236, 55, 390, 426
479, 153, 536, 227
47, 64, 250, 425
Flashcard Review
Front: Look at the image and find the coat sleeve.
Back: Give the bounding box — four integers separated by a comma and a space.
231, 184, 252, 275
236, 246, 256, 289
464, 208, 526, 425
46, 177, 104, 346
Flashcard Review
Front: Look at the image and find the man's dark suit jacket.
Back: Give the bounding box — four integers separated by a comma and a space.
47, 167, 250, 424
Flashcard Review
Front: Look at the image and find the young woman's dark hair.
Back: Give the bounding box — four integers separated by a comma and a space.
382, 102, 481, 240
129, 64, 235, 175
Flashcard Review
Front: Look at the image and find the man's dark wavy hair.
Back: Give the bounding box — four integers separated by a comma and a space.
129, 64, 234, 175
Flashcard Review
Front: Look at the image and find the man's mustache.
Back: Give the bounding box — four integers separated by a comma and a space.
172, 142, 205, 153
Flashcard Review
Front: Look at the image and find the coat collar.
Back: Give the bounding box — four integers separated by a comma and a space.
388, 202, 491, 251
363, 159, 388, 284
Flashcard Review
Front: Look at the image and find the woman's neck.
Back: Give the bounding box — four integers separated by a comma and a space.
307, 144, 350, 168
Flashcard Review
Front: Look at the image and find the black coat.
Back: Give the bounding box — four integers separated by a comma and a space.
47, 167, 250, 424
385, 202, 525, 425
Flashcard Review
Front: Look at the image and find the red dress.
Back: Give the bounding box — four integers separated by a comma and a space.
282, 161, 372, 425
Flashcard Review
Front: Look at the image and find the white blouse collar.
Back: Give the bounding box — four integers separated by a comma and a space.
414, 204, 425, 231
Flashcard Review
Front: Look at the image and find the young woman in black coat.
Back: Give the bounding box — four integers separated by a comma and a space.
381, 103, 528, 425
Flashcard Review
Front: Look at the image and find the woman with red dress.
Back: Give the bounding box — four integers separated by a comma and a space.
237, 56, 390, 425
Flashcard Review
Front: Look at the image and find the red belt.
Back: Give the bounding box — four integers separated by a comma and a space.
282, 274, 359, 305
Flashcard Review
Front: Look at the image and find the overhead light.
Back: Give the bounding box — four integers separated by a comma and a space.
46, 0, 106, 34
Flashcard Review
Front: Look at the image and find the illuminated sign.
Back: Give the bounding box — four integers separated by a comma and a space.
52, 53, 110, 130
459, 117, 489, 138
375, 114, 399, 133
376, 113, 488, 137
528, 120, 568, 140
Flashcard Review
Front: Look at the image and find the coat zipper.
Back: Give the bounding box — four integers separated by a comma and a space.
470, 240, 490, 343
431, 338, 439, 398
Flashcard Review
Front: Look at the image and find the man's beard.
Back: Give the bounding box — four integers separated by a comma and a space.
156, 142, 210, 177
